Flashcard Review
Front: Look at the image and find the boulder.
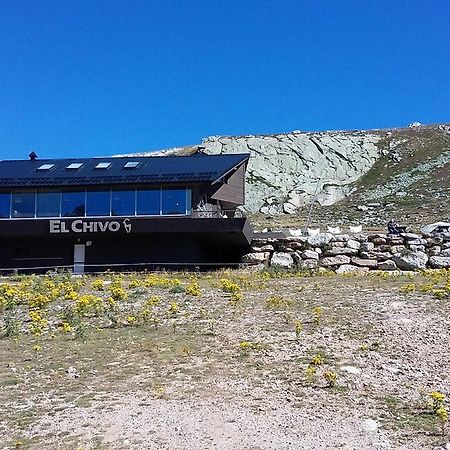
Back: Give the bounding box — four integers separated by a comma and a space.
377, 260, 397, 271
360, 242, 375, 252
270, 252, 294, 269
392, 251, 429, 270
390, 245, 405, 254
321, 255, 351, 267
347, 239, 361, 250
331, 234, 350, 242
324, 247, 359, 256
298, 258, 318, 269
351, 257, 378, 269
429, 256, 450, 269
408, 245, 426, 253
307, 232, 333, 247
336, 264, 369, 274
242, 252, 270, 264
428, 246, 441, 256
400, 232, 421, 240
301, 249, 319, 260
259, 244, 275, 252
441, 248, 450, 256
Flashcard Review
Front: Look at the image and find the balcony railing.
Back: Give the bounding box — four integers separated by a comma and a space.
191, 209, 245, 219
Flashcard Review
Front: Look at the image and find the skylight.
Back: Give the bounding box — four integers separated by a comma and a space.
95, 162, 111, 169
37, 164, 55, 171
124, 161, 140, 169
66, 163, 83, 170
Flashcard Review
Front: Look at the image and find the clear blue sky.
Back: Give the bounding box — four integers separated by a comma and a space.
1, 0, 449, 160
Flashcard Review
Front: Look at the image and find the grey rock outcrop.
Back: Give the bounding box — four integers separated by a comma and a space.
202, 132, 381, 213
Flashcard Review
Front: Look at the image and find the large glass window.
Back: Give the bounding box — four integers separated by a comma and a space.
137, 189, 160, 215
62, 191, 85, 217
162, 188, 188, 215
11, 191, 35, 218
37, 190, 60, 217
86, 190, 110, 216
0, 192, 11, 218
111, 189, 135, 216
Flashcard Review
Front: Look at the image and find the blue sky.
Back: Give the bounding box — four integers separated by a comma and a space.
1, 0, 449, 159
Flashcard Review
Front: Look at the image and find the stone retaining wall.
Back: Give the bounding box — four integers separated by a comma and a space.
242, 232, 450, 272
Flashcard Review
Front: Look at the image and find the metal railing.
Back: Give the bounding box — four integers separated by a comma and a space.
191, 209, 245, 219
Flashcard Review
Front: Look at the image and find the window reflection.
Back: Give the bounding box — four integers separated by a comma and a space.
137, 189, 160, 215
0, 192, 11, 218
86, 190, 110, 216
62, 191, 85, 217
12, 191, 35, 218
162, 188, 187, 215
37, 190, 60, 217
2, 186, 192, 218
112, 189, 135, 216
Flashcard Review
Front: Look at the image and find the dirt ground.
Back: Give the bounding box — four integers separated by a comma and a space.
0, 270, 449, 449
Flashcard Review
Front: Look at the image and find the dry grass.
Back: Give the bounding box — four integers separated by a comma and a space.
0, 269, 449, 449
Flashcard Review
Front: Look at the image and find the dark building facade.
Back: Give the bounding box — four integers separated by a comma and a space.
0, 153, 253, 273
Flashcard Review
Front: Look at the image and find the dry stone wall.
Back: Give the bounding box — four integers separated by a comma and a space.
242, 231, 450, 272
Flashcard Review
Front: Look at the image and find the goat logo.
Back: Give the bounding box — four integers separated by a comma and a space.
123, 218, 132, 234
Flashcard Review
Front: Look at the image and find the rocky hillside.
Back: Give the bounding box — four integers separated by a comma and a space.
119, 123, 450, 229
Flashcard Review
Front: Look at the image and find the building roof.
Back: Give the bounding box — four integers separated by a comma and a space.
0, 153, 249, 188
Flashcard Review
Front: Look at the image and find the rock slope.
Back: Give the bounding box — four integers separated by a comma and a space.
119, 123, 450, 223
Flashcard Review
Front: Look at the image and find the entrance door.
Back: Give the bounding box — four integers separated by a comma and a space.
73, 244, 85, 275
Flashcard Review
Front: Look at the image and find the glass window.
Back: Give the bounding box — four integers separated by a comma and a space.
66, 163, 83, 170
37, 164, 55, 170
86, 190, 110, 216
61, 191, 85, 217
95, 162, 111, 169
11, 191, 35, 218
37, 190, 60, 217
137, 189, 160, 215
111, 189, 135, 216
0, 192, 11, 218
162, 188, 187, 215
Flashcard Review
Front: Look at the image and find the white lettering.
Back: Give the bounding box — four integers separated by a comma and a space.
49, 220, 60, 233
60, 221, 70, 233
72, 220, 83, 233
83, 222, 95, 233
109, 221, 120, 232
50, 219, 127, 234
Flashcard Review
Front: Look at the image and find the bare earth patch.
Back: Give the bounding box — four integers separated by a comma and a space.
0, 271, 449, 449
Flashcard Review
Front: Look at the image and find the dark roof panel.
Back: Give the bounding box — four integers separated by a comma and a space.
0, 154, 249, 188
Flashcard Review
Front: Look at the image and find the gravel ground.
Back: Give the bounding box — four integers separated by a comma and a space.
1, 272, 449, 449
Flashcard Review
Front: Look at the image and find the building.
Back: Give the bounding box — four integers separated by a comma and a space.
0, 153, 253, 273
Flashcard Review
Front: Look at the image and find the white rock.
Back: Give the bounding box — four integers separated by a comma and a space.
336, 264, 369, 274
341, 365, 361, 375
363, 419, 379, 431
307, 232, 333, 247
67, 366, 79, 379
347, 239, 361, 250
270, 252, 294, 269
